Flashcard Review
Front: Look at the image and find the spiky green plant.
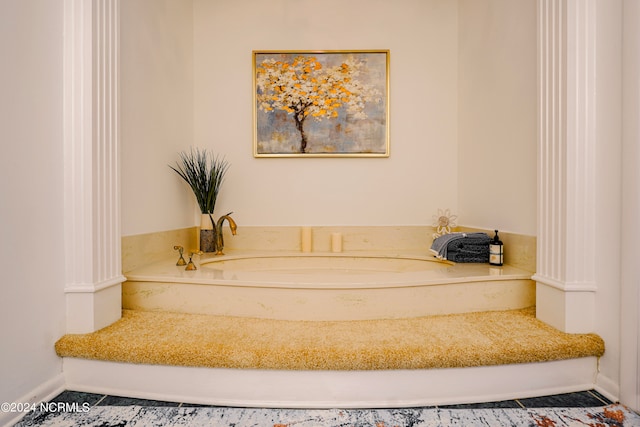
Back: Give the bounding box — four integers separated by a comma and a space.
169, 148, 230, 214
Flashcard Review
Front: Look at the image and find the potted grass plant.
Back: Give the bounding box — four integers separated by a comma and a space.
170, 148, 231, 253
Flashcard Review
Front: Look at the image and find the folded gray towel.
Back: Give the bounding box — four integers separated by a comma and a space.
446, 236, 491, 263
430, 232, 490, 260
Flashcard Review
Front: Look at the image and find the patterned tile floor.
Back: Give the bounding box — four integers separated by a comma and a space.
50, 388, 614, 409
14, 389, 639, 427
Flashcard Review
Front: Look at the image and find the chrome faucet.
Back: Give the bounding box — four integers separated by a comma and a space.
215, 212, 237, 255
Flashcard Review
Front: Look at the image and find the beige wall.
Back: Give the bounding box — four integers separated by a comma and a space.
621, 0, 640, 409
0, 0, 66, 406
121, 0, 196, 235
193, 0, 459, 227
122, 0, 537, 236
593, 0, 623, 405
458, 0, 537, 235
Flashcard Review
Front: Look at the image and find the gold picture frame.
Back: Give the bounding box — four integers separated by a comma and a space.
253, 50, 390, 158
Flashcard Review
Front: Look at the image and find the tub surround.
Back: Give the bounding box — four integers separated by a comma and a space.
122, 227, 197, 273
122, 226, 536, 272
123, 252, 534, 321
121, 226, 536, 321
457, 226, 536, 272
223, 226, 442, 253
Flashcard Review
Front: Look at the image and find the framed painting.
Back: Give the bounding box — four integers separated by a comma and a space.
253, 50, 390, 157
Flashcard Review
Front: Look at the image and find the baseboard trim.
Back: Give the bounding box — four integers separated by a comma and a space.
595, 372, 620, 403
0, 373, 65, 427
63, 357, 599, 408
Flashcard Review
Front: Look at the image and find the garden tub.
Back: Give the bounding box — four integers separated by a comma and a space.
123, 252, 535, 320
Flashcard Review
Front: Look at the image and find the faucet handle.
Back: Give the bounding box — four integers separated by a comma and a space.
185, 250, 202, 271
174, 245, 186, 266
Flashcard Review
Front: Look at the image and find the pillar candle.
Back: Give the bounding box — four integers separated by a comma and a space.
301, 227, 312, 252
331, 232, 343, 253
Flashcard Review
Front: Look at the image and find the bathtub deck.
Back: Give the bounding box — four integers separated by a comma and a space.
56, 307, 605, 407
122, 252, 536, 320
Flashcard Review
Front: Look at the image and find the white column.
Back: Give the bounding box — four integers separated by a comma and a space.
534, 0, 597, 333
64, 0, 124, 333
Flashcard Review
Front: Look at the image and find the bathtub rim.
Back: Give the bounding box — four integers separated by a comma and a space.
124, 250, 533, 290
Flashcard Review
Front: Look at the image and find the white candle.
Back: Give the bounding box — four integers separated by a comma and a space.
301, 227, 312, 252
331, 232, 343, 253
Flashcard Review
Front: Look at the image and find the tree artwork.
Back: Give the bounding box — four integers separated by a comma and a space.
254, 51, 388, 156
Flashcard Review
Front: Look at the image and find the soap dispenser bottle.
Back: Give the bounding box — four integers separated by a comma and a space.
489, 230, 504, 266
